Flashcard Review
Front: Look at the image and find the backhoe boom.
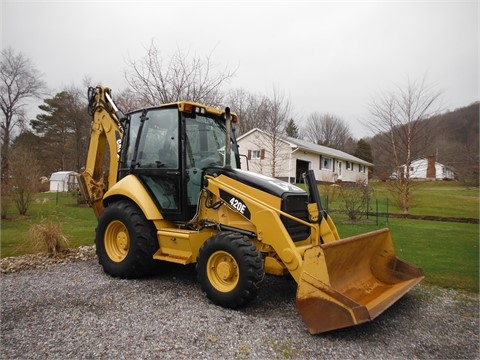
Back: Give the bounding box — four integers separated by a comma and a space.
78, 86, 124, 218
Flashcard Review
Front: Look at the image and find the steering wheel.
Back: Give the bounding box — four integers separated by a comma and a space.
197, 151, 220, 168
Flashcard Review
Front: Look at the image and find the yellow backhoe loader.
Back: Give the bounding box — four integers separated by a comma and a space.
78, 86, 424, 334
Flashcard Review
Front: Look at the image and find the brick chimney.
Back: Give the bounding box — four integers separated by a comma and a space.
426, 155, 436, 179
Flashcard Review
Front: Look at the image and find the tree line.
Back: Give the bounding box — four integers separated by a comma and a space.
1, 44, 369, 181
2, 43, 477, 217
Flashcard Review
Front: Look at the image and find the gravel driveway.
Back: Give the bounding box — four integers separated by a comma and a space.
1, 259, 479, 359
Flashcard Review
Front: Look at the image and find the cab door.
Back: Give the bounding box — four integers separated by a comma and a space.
122, 107, 185, 221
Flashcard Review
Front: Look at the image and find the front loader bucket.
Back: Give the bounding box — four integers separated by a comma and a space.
296, 228, 424, 334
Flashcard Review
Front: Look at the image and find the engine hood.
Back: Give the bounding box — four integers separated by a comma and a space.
207, 167, 306, 198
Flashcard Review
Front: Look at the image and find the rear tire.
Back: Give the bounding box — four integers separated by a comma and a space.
196, 231, 264, 308
96, 200, 159, 278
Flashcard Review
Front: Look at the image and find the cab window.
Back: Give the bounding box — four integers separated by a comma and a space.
136, 108, 179, 169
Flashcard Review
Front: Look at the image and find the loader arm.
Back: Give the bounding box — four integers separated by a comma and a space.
203, 170, 424, 334
203, 171, 338, 282
78, 86, 125, 218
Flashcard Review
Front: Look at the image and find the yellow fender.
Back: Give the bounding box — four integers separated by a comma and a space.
103, 175, 163, 220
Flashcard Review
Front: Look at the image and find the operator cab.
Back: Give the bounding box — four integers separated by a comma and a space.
118, 103, 240, 222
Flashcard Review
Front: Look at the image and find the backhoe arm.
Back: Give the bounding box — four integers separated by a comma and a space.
78, 86, 124, 218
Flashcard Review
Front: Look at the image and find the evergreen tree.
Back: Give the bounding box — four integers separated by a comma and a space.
354, 139, 373, 163
285, 118, 299, 138
30, 91, 86, 174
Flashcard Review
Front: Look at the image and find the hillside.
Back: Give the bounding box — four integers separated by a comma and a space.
369, 102, 479, 182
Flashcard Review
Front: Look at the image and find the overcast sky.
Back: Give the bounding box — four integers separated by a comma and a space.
2, 0, 478, 138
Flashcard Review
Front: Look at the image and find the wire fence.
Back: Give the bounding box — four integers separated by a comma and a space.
322, 195, 391, 226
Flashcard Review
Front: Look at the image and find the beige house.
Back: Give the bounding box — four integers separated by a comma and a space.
237, 128, 373, 184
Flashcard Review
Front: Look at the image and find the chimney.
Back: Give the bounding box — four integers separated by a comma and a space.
426, 155, 436, 179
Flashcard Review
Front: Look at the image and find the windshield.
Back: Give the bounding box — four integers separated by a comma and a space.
185, 114, 238, 169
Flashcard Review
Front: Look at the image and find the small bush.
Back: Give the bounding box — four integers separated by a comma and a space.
27, 218, 69, 256
339, 180, 374, 221
1, 184, 13, 219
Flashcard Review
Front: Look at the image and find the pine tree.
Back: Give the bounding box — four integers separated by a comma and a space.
30, 91, 88, 173
285, 118, 299, 138
354, 139, 373, 163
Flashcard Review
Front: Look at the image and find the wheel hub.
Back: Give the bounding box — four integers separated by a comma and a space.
116, 231, 128, 250
104, 220, 130, 262
207, 251, 239, 291
217, 260, 235, 281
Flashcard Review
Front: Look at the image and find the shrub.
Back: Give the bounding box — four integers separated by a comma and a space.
27, 218, 69, 256
339, 180, 373, 221
1, 183, 12, 219
9, 145, 42, 215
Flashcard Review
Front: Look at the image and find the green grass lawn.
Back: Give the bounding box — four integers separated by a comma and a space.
334, 215, 479, 293
371, 181, 479, 218
1, 192, 96, 257
321, 181, 479, 219
1, 182, 479, 294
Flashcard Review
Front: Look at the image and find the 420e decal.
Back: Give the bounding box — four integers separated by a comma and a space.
219, 189, 251, 219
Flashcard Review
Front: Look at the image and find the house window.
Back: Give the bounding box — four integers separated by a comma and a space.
346, 161, 352, 170
321, 157, 333, 170
359, 164, 365, 173
248, 149, 265, 160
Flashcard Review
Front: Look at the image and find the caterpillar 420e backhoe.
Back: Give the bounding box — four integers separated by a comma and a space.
78, 86, 424, 334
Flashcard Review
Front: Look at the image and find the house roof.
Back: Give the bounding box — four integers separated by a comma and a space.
237, 128, 374, 167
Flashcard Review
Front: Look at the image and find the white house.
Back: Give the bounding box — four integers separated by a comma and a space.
393, 156, 455, 180
49, 171, 79, 192
237, 128, 373, 184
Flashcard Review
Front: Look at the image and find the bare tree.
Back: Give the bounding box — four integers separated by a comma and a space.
125, 41, 235, 107
9, 142, 42, 215
261, 86, 292, 177
0, 47, 46, 182
225, 88, 250, 137
113, 88, 150, 113
226, 87, 293, 178
234, 87, 292, 178
366, 76, 442, 214
225, 88, 270, 136
303, 112, 352, 150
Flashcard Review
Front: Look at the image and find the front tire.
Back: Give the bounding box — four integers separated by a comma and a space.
96, 200, 159, 278
196, 231, 264, 308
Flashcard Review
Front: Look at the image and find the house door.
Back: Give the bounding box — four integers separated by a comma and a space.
296, 159, 310, 183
